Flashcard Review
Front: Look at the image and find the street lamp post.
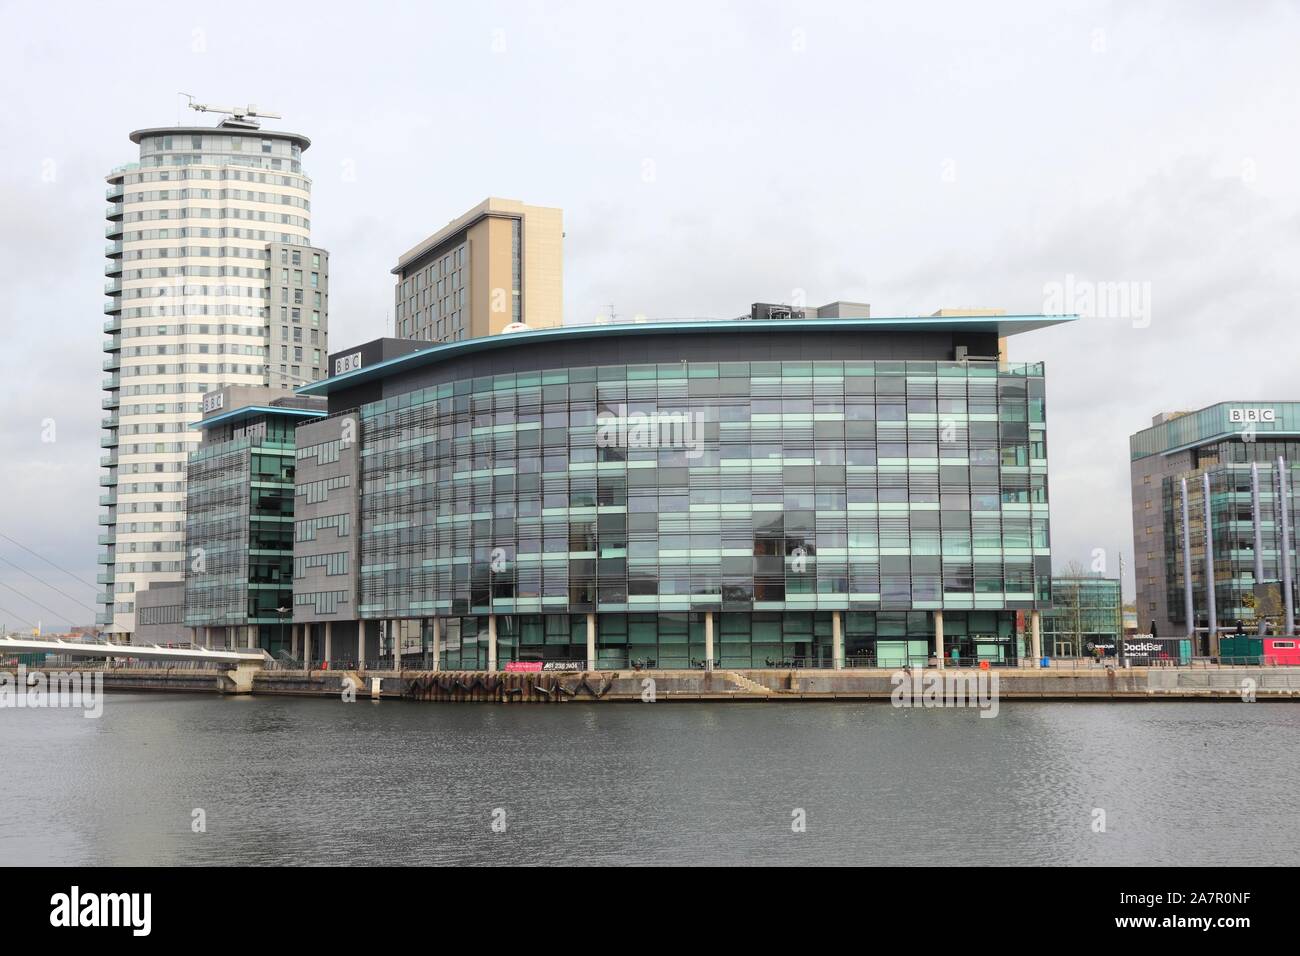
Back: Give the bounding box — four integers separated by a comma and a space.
276, 606, 291, 660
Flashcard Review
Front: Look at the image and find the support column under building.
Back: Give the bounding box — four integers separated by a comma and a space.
432, 617, 441, 671
933, 609, 944, 669
303, 625, 313, 668
1030, 610, 1042, 662
586, 612, 596, 671
324, 621, 332, 666
291, 624, 299, 660
1203, 472, 1217, 656
487, 615, 497, 672
1278, 457, 1295, 637
357, 627, 365, 668
1181, 477, 1195, 638
704, 611, 714, 672
247, 625, 256, 650
833, 610, 844, 670
1252, 462, 1265, 637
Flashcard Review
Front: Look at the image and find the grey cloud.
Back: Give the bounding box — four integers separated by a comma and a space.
1, 0, 1298, 625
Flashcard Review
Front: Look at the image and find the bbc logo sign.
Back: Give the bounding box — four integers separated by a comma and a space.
1229, 407, 1275, 423
334, 351, 363, 375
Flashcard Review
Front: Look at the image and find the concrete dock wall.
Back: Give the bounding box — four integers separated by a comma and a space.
44, 665, 1300, 702
388, 666, 1300, 702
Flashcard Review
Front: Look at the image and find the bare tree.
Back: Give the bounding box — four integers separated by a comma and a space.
1057, 560, 1089, 656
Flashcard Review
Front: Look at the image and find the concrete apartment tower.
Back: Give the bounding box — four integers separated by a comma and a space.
99, 104, 329, 637
391, 197, 563, 342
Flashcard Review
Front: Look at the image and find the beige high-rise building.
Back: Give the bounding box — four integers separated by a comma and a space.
99, 108, 329, 636
391, 198, 563, 342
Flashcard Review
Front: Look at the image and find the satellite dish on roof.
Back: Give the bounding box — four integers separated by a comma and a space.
501, 322, 531, 334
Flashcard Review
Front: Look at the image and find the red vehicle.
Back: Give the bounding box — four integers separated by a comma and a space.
1264, 638, 1300, 666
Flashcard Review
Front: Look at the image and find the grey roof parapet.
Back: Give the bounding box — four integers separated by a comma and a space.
128, 126, 312, 151
300, 314, 1078, 398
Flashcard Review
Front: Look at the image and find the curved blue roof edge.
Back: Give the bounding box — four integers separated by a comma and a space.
297, 314, 1079, 397
190, 405, 327, 430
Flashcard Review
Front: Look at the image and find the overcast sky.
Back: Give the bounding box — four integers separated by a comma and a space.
1, 0, 1297, 630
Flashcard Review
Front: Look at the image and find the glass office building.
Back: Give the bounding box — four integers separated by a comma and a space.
183, 390, 325, 650
299, 314, 1073, 669
1042, 575, 1121, 657
1131, 402, 1300, 644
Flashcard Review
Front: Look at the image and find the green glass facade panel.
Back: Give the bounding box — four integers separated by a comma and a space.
184, 415, 300, 636
1042, 575, 1121, 657
1131, 402, 1300, 460
353, 359, 1050, 667
1161, 457, 1300, 631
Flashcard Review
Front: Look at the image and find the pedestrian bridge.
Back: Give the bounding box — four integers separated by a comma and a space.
0, 635, 269, 665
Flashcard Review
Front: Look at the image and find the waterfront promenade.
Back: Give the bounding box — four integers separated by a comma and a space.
24, 661, 1300, 702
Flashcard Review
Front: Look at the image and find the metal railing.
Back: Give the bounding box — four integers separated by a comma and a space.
31, 660, 235, 673
1024, 655, 1295, 670
47, 654, 1290, 677
262, 658, 363, 672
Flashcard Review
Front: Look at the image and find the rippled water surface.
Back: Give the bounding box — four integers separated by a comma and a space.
2, 694, 1297, 865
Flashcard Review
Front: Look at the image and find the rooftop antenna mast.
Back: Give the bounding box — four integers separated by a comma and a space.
179, 93, 281, 130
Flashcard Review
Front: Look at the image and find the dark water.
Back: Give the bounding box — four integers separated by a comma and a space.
1, 694, 1297, 865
